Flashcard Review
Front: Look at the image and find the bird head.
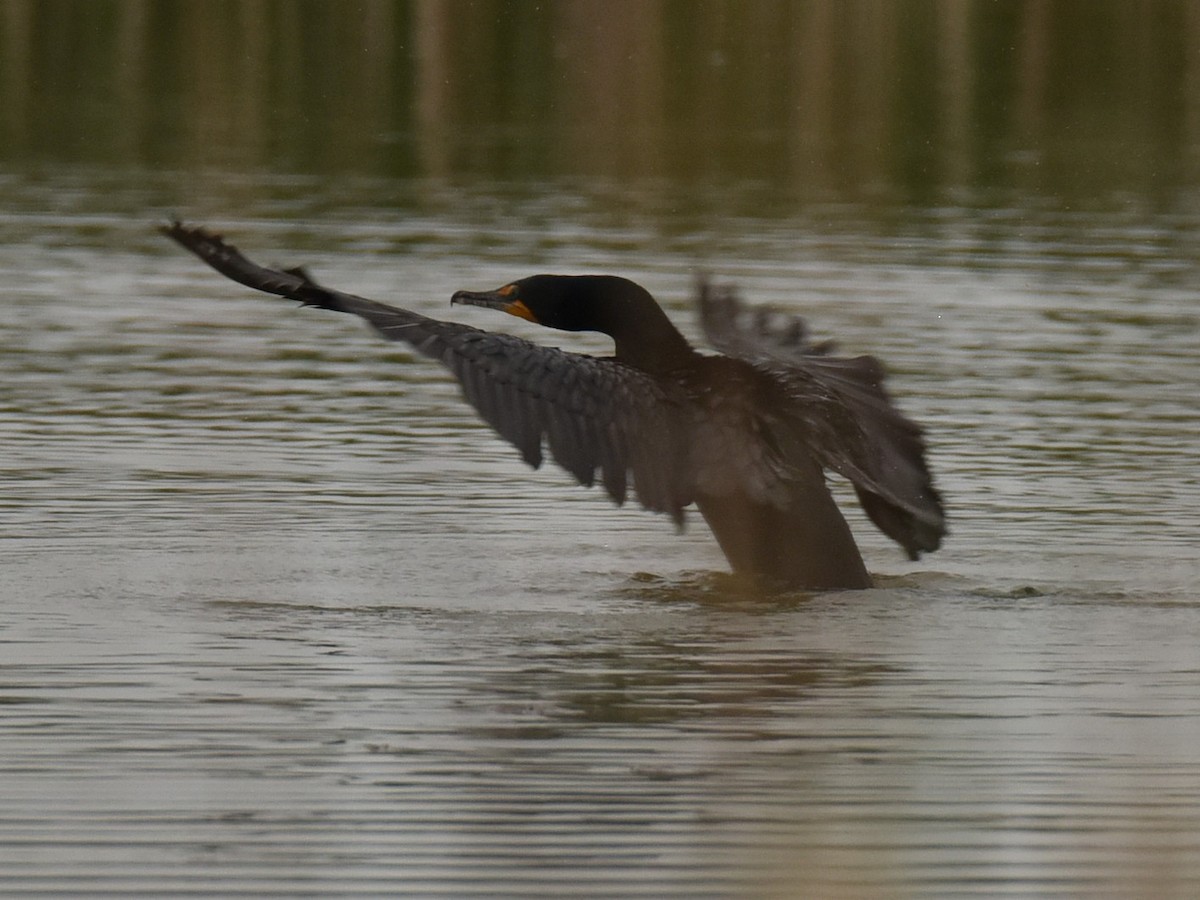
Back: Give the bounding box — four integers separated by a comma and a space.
452, 274, 651, 335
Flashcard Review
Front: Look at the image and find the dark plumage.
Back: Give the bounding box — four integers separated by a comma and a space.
162, 222, 945, 591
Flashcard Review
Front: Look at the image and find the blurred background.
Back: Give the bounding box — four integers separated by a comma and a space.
3, 2, 1200, 897
5, 0, 1200, 204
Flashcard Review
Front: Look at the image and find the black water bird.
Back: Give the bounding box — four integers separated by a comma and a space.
162, 222, 945, 591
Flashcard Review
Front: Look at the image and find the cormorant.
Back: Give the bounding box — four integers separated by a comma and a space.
162, 222, 945, 591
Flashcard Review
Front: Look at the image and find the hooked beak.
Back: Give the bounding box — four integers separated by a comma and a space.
451, 287, 539, 323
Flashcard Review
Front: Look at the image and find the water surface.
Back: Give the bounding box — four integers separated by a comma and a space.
2, 172, 1199, 897
4, 3, 1200, 894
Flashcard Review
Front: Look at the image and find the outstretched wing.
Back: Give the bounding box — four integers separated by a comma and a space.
696, 275, 945, 559
697, 276, 836, 360
162, 223, 694, 524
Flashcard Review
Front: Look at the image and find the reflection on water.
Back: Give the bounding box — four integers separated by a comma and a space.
2, 172, 1199, 896
5, 1, 1200, 202
6, 575, 1200, 897
5, 4, 1200, 892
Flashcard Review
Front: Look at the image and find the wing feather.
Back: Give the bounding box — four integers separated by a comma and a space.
163, 223, 692, 523
696, 274, 945, 558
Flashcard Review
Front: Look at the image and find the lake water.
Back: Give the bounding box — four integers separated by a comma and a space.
4, 3, 1200, 895
2, 170, 1198, 898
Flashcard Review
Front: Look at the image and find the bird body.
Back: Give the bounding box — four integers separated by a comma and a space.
163, 223, 945, 591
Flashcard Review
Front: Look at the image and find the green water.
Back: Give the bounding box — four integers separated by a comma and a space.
3, 3, 1200, 897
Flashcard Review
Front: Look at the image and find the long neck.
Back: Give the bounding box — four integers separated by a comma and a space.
614, 312, 695, 372
598, 289, 696, 373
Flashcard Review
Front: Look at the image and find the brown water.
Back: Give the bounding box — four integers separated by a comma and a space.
2, 172, 1198, 898
4, 3, 1200, 896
